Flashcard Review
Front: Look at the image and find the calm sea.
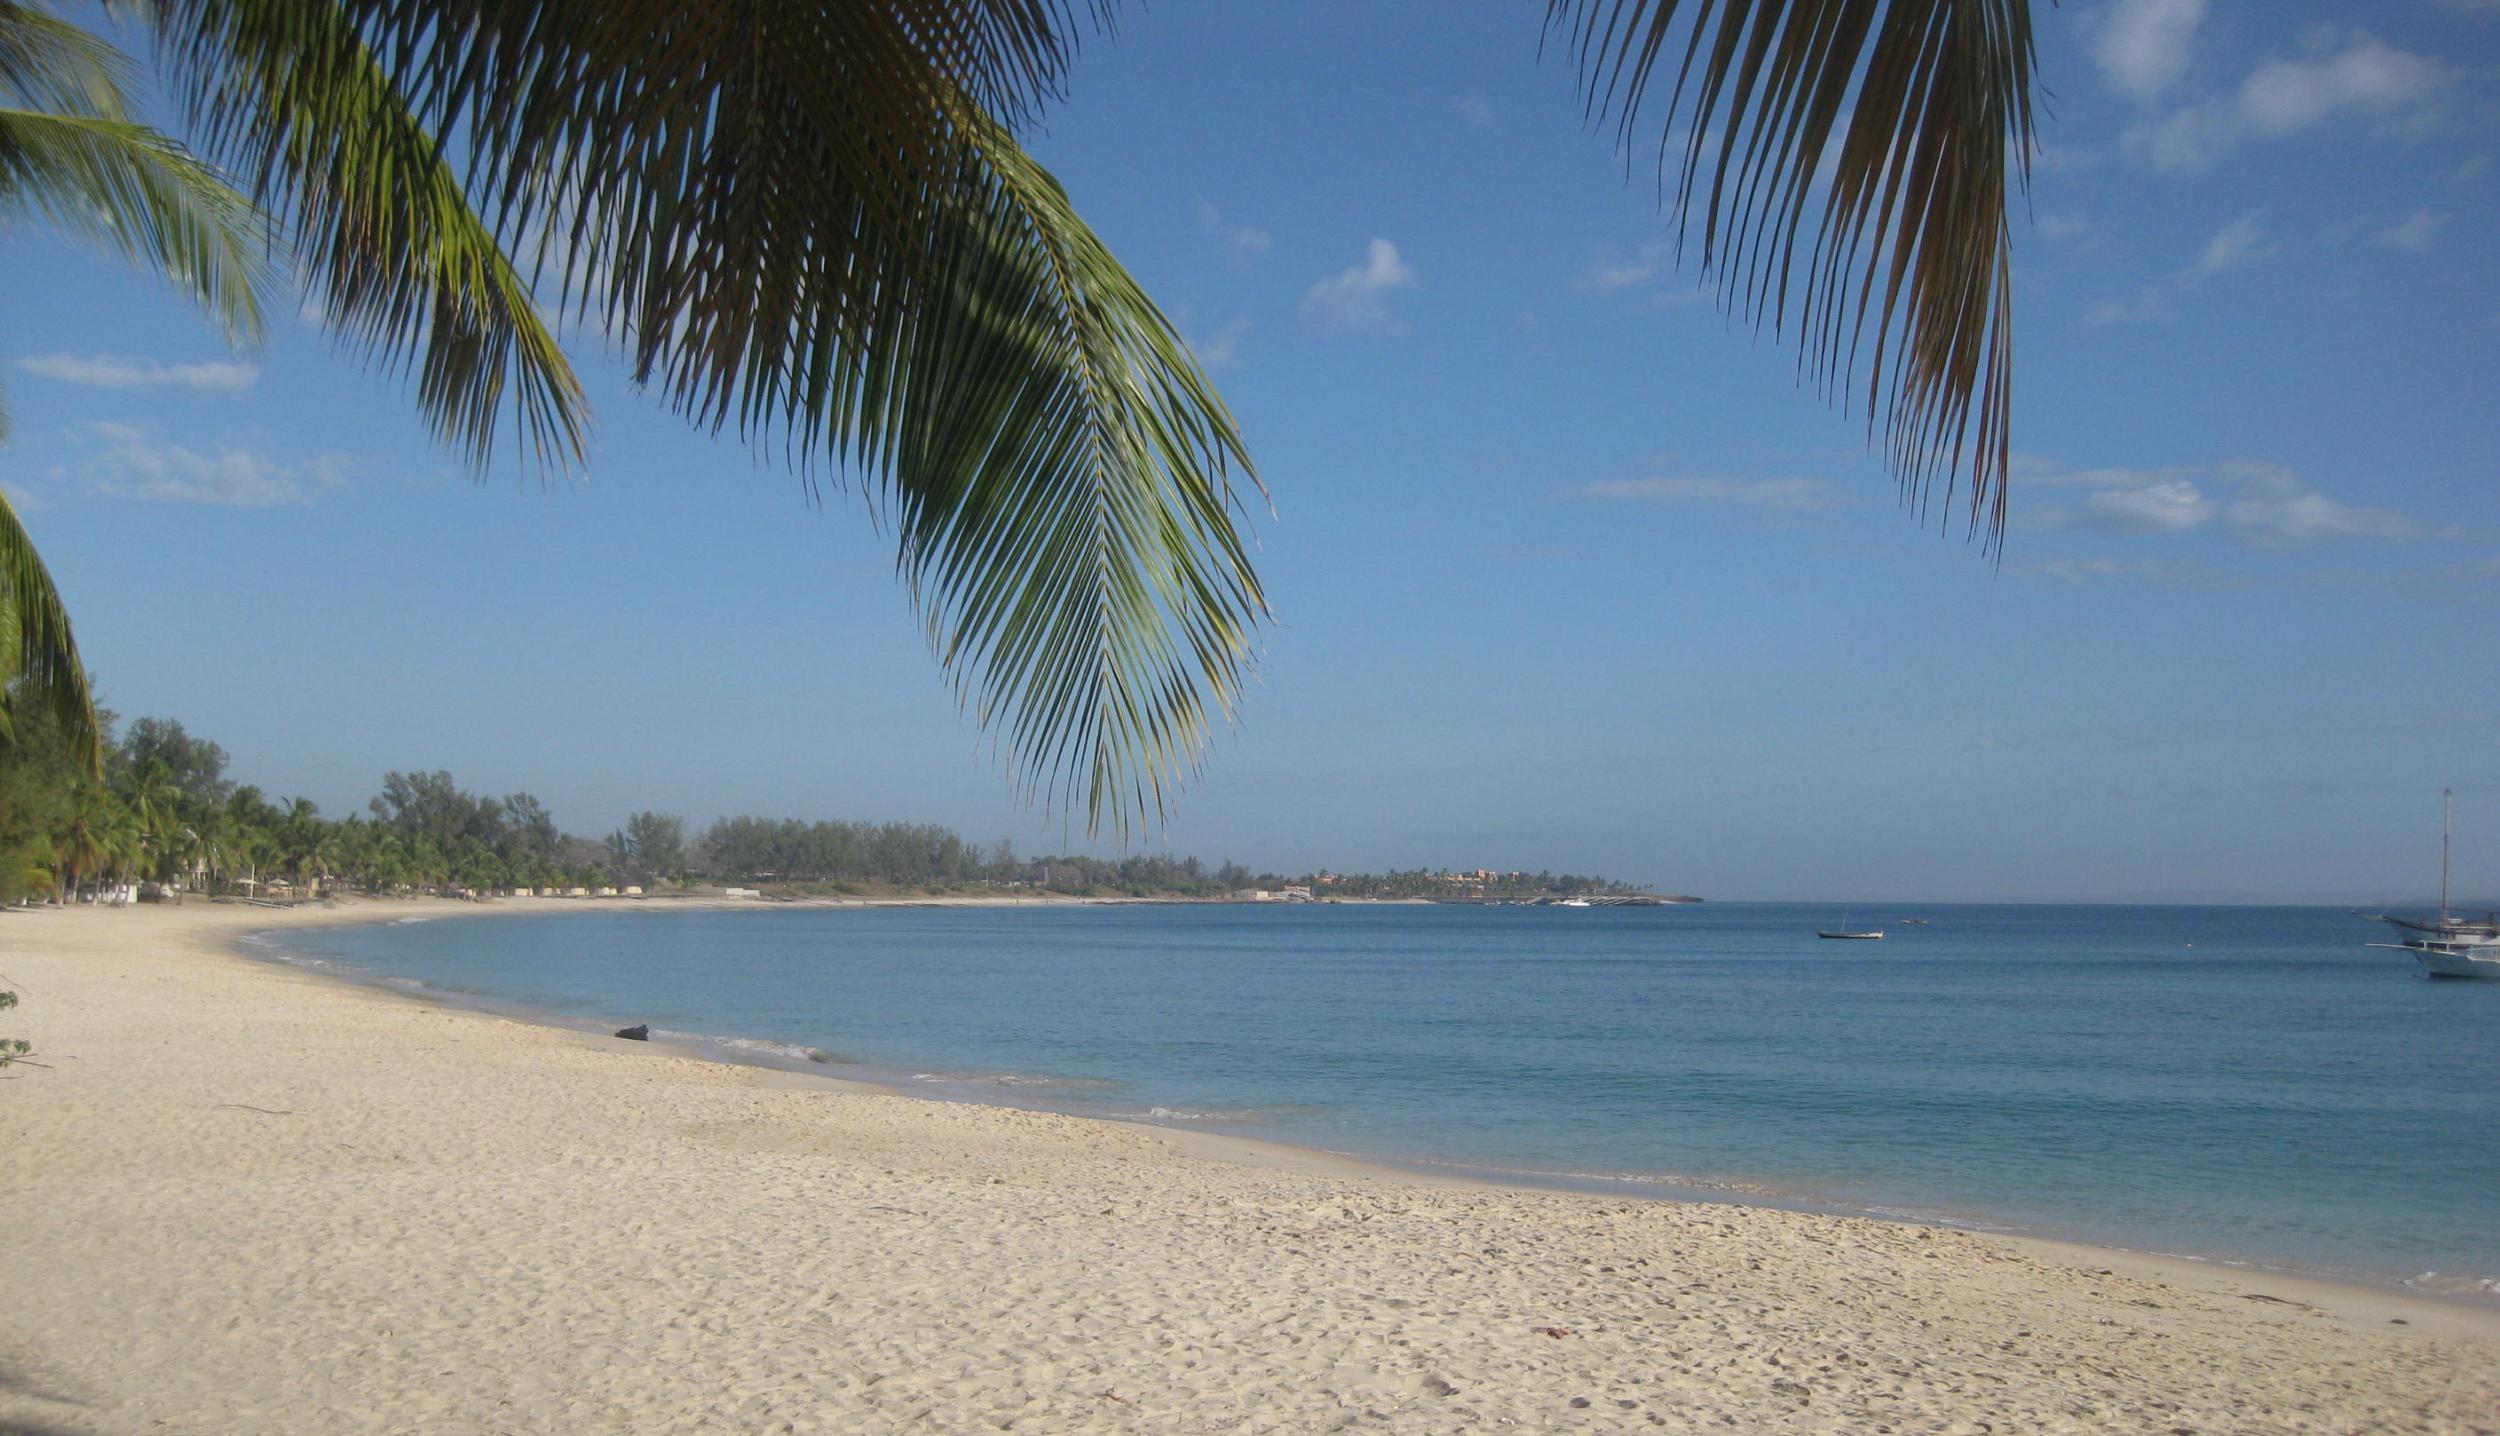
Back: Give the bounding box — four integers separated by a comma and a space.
260, 902, 2500, 1297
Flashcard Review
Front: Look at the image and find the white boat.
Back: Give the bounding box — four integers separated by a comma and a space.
2375, 939, 2500, 979
2368, 790, 2500, 980
1557, 897, 1592, 908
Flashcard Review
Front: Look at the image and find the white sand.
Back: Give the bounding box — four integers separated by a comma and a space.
2, 898, 2494, 1433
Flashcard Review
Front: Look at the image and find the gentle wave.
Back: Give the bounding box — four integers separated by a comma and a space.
649, 1029, 841, 1064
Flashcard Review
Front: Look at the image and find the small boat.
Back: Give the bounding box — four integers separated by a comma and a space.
1817, 914, 1883, 940
1898, 917, 1931, 926
1556, 897, 1592, 908
2366, 790, 2500, 980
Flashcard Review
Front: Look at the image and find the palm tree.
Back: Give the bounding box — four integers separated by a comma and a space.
122, 761, 182, 862
52, 789, 115, 901
15, 1, 2038, 831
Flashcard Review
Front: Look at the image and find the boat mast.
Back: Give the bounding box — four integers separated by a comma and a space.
2442, 787, 2453, 920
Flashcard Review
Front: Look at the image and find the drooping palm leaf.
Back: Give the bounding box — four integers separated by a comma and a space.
156, 0, 1263, 834
0, 2, 274, 774
142, 0, 586, 473
1548, 0, 2036, 548
0, 0, 131, 118
0, 107, 269, 385
0, 487, 99, 774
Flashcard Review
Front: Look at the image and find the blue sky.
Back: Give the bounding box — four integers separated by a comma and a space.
3, 0, 2496, 902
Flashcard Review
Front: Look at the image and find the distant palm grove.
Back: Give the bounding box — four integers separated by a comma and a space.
0, 695, 1639, 904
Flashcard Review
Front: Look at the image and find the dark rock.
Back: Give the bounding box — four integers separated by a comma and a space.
615, 1024, 650, 1041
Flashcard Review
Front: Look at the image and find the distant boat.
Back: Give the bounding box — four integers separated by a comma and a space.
1556, 897, 1592, 908
1817, 915, 1883, 940
2366, 789, 2500, 980
1898, 917, 1931, 926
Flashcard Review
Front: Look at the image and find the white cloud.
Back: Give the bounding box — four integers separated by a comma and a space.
1584, 242, 1669, 294
1300, 239, 1416, 332
1197, 203, 1271, 262
2127, 30, 2449, 171
2011, 555, 2246, 589
2191, 212, 2271, 279
1189, 318, 1249, 370
1580, 474, 1857, 513
2381, 208, 2445, 250
2223, 491, 2427, 544
2085, 287, 2175, 327
2079, 480, 2215, 533
2087, 212, 2267, 325
2037, 214, 2093, 241
1578, 240, 1711, 307
2016, 454, 2435, 546
2094, 0, 2207, 101
17, 354, 258, 393
59, 421, 349, 507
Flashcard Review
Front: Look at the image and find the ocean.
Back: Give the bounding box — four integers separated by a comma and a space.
260, 901, 2500, 1299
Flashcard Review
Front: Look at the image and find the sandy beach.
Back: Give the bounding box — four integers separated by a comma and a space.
2, 899, 2495, 1434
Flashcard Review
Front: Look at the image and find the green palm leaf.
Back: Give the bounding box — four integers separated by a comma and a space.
0, 487, 98, 774
157, 0, 1262, 834
1548, 0, 2037, 548
0, 106, 270, 400
144, 0, 586, 473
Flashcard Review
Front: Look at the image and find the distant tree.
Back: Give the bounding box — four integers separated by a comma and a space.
114, 718, 231, 811
617, 812, 685, 886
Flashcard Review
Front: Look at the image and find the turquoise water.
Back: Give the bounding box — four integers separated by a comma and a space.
263, 902, 2500, 1296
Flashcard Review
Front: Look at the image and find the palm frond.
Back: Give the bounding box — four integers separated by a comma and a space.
0, 487, 99, 774
0, 0, 131, 117
0, 106, 270, 347
146, 0, 587, 473
891, 121, 1265, 832
154, 0, 1261, 835
1548, 0, 2036, 550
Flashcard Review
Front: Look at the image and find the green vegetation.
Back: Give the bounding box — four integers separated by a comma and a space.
2, 1, 2039, 836
0, 686, 1661, 905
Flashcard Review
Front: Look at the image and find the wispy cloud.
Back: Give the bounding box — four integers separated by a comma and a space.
2016, 454, 2441, 545
56, 421, 349, 508
1197, 202, 1272, 262
2093, 0, 2207, 101
2126, 29, 2450, 171
1580, 474, 1858, 513
2086, 212, 2269, 325
1189, 318, 1250, 370
1578, 240, 1710, 307
1453, 95, 1495, 130
1301, 239, 1416, 333
2037, 214, 2093, 241
2010, 555, 2250, 589
2381, 208, 2445, 250
17, 354, 258, 393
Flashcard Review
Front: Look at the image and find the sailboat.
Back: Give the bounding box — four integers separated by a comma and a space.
2366, 790, 2500, 979
1817, 914, 1884, 940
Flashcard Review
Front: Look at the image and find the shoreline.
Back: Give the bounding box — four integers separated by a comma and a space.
247, 894, 2496, 1316
6, 897, 2498, 1431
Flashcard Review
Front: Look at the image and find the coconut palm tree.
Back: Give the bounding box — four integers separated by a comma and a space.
15, 0, 2038, 832
51, 785, 127, 901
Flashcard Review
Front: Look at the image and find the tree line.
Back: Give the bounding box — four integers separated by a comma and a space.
0, 694, 1642, 903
